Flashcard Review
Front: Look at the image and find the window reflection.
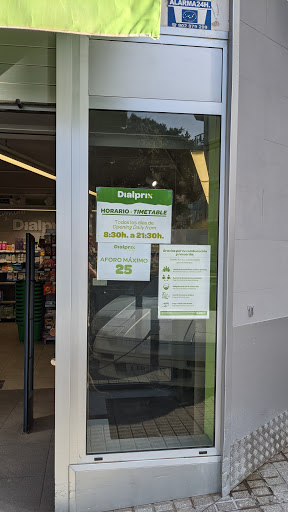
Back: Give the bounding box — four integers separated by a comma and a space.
87, 111, 220, 454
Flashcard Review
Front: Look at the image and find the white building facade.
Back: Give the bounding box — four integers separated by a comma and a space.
1, 2, 288, 511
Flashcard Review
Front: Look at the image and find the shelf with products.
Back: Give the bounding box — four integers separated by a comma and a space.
0, 251, 41, 254
0, 249, 41, 254
0, 257, 41, 265
0, 264, 17, 316
0, 237, 45, 324
0, 240, 25, 252
0, 234, 56, 329
0, 259, 40, 264
41, 232, 56, 344
0, 250, 41, 254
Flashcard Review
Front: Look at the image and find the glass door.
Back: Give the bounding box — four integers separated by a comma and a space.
87, 110, 220, 455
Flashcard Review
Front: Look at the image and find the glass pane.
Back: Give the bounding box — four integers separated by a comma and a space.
87, 111, 220, 454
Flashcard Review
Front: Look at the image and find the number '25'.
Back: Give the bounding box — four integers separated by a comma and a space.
116, 264, 132, 275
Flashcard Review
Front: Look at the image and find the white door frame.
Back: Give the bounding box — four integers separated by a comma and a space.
55, 32, 228, 511
55, 33, 89, 512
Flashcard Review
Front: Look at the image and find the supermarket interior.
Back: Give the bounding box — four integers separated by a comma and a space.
0, 110, 56, 510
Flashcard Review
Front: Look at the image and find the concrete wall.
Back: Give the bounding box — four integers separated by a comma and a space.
229, 0, 288, 487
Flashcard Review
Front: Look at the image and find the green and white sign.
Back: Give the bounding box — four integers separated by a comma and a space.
97, 243, 151, 281
96, 187, 172, 244
158, 245, 211, 320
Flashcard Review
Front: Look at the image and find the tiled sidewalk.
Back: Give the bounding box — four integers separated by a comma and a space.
109, 448, 288, 512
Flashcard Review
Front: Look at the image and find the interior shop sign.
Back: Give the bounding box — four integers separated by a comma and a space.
168, 0, 212, 30
13, 219, 56, 233
96, 187, 172, 244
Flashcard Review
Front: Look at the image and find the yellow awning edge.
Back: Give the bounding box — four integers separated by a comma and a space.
0, 0, 161, 39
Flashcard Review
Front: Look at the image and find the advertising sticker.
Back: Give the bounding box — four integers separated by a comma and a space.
168, 1, 212, 30
97, 242, 151, 281
158, 245, 211, 319
96, 187, 172, 244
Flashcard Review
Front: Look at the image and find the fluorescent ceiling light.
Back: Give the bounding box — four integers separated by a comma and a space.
191, 151, 209, 204
0, 152, 56, 181
0, 152, 96, 197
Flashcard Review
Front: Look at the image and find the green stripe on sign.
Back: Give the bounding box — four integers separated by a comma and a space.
97, 187, 173, 206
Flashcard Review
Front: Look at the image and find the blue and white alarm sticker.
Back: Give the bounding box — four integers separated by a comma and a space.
168, 1, 212, 30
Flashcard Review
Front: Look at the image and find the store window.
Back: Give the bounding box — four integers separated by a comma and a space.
87, 110, 220, 454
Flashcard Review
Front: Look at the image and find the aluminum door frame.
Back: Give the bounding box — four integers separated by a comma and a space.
55, 34, 89, 512
88, 35, 227, 464
55, 33, 228, 512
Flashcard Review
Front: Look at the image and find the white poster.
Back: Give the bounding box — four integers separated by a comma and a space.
158, 245, 211, 320
97, 242, 151, 281
96, 187, 172, 244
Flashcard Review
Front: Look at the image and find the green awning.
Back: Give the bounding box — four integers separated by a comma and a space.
0, 0, 161, 38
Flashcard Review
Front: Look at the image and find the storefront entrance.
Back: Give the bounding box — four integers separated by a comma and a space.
55, 34, 227, 511
0, 108, 55, 511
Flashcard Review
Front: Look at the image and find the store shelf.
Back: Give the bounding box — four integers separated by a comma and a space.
0, 317, 16, 321
0, 259, 25, 261
0, 250, 40, 254
0, 269, 40, 272
0, 282, 16, 285
0, 263, 25, 266
0, 300, 16, 304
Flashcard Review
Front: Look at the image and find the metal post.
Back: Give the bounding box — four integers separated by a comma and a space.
23, 233, 35, 433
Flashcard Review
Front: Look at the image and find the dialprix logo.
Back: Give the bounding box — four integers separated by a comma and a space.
117, 190, 153, 200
